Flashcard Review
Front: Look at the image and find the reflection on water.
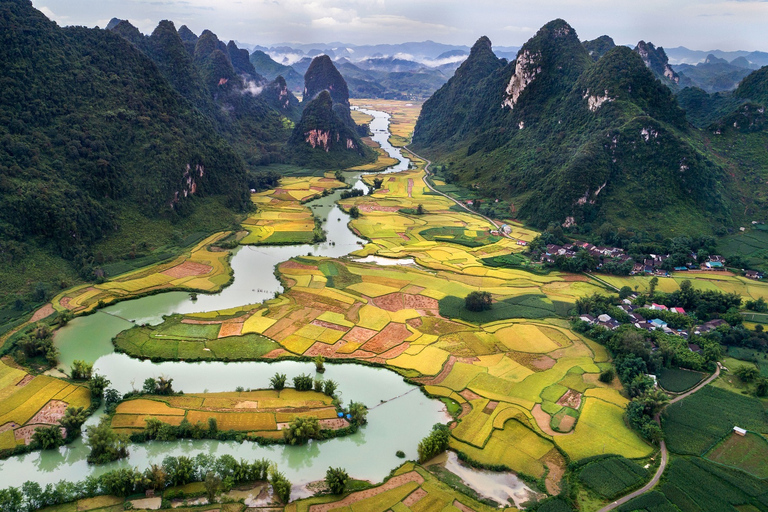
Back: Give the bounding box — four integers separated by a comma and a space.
0, 109, 453, 490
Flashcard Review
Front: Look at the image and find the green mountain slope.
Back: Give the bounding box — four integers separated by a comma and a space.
0, 1, 252, 307
412, 20, 745, 236
288, 56, 374, 167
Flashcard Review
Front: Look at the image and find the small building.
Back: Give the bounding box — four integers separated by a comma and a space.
688, 343, 703, 354
651, 303, 668, 311
579, 314, 597, 324
650, 318, 668, 329
670, 307, 686, 315
629, 312, 646, 323
734, 426, 747, 436
746, 270, 763, 280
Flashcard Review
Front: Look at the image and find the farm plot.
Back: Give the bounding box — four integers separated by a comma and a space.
705, 431, 768, 479
53, 232, 234, 314
577, 456, 650, 500
657, 368, 706, 393
242, 173, 347, 245
111, 389, 339, 435
663, 385, 768, 455
116, 253, 643, 474
350, 99, 422, 147
289, 462, 502, 512
0, 361, 91, 451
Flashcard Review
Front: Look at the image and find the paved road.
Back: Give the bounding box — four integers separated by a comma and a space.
597, 366, 721, 512
405, 143, 727, 511
404, 146, 507, 234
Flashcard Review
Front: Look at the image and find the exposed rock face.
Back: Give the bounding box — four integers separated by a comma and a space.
288, 90, 372, 165
583, 89, 614, 112
502, 50, 542, 109
635, 41, 679, 84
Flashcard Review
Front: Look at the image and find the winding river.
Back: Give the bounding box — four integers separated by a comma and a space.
0, 109, 451, 491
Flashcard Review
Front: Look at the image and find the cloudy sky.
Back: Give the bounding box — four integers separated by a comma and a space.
32, 0, 768, 51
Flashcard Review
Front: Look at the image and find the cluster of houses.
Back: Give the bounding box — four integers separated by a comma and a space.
536, 241, 765, 280
579, 299, 729, 353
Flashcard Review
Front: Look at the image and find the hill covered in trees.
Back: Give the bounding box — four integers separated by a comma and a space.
412, 19, 768, 237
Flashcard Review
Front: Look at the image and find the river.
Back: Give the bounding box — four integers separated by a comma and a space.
0, 108, 451, 490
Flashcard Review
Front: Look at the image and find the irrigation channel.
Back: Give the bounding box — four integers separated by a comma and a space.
0, 108, 537, 506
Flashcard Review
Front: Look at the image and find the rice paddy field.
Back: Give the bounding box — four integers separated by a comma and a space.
242, 173, 347, 245
115, 253, 650, 483
601, 271, 768, 302
111, 389, 340, 436
51, 232, 236, 315
0, 359, 91, 452
350, 99, 422, 147
287, 462, 505, 512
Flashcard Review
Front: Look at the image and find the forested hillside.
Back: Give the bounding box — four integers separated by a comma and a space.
0, 1, 256, 311
413, 19, 768, 237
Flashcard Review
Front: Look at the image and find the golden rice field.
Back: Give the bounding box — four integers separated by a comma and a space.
128, 254, 648, 479
110, 389, 337, 435
242, 173, 347, 245
340, 167, 541, 275
601, 271, 768, 302
287, 463, 503, 512
0, 359, 91, 451
350, 99, 422, 147
52, 232, 235, 314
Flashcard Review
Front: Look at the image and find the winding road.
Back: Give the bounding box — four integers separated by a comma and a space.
404, 146, 507, 234
404, 142, 726, 511
597, 366, 721, 512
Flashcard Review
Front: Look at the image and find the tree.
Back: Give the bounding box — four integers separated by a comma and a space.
270, 373, 286, 391
464, 291, 492, 312
734, 365, 760, 383
283, 416, 321, 445
204, 471, 221, 503
144, 464, 167, 491
270, 469, 292, 504
143, 378, 158, 395
599, 368, 615, 383
86, 417, 128, 464
417, 424, 450, 463
293, 373, 313, 391
103, 388, 121, 414
89, 373, 110, 400
70, 360, 93, 380
31, 425, 64, 450
348, 206, 360, 218
649, 277, 659, 296
755, 378, 768, 397
59, 406, 88, 439
325, 467, 348, 494
416, 203, 425, 215
347, 401, 368, 425
314, 355, 326, 373
322, 379, 338, 397
618, 286, 633, 300
208, 417, 218, 437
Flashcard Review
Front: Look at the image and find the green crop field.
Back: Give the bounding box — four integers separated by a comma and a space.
657, 368, 706, 393
663, 386, 768, 455
578, 456, 650, 499
705, 432, 768, 479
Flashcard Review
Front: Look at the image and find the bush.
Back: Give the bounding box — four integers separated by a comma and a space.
270, 373, 287, 391
325, 467, 348, 494
293, 373, 313, 391
464, 291, 492, 312
417, 424, 450, 463
270, 470, 292, 504
283, 416, 320, 445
